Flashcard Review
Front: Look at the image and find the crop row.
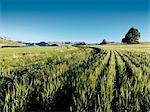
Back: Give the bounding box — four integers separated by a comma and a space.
0, 45, 150, 111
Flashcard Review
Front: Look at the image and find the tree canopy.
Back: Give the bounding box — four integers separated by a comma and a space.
122, 27, 140, 44
99, 39, 108, 45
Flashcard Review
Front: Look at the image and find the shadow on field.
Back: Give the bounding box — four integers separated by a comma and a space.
25, 46, 102, 111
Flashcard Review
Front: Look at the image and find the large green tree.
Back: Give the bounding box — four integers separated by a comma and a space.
122, 27, 140, 44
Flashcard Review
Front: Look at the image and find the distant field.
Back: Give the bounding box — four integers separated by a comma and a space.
141, 42, 150, 45
0, 45, 150, 111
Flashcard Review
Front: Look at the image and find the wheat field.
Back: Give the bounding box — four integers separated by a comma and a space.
0, 45, 150, 112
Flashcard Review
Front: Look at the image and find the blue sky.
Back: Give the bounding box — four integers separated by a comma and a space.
0, 0, 150, 42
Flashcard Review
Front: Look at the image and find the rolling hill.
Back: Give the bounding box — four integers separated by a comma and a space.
0, 37, 25, 47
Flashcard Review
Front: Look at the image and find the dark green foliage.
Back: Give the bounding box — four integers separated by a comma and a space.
99, 39, 108, 45
122, 27, 140, 44
74, 42, 86, 45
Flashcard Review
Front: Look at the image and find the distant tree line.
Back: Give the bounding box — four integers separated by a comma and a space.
1, 27, 141, 47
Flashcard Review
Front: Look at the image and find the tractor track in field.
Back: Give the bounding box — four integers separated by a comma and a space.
115, 50, 134, 78
50, 46, 108, 111
1, 46, 150, 112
